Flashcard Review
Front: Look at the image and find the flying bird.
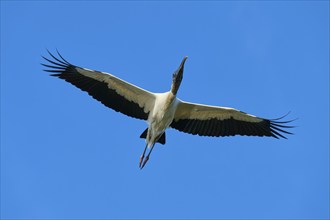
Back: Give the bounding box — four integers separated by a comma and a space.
42, 50, 294, 169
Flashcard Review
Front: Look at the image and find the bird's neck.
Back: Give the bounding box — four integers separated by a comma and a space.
170, 80, 181, 95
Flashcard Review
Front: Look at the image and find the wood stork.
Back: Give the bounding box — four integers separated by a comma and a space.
42, 50, 293, 169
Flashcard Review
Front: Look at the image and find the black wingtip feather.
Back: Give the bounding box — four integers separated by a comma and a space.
44, 69, 64, 73
267, 114, 296, 139
42, 50, 77, 75
41, 63, 65, 69
42, 56, 67, 68
50, 74, 61, 77
271, 111, 291, 121
56, 49, 71, 65
47, 50, 65, 65
270, 124, 293, 135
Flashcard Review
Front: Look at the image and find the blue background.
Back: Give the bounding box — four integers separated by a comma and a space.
1, 1, 329, 219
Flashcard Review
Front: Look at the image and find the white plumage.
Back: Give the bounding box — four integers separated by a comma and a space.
42, 50, 293, 169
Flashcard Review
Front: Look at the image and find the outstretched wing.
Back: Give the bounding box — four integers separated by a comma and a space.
171, 100, 294, 139
42, 50, 155, 120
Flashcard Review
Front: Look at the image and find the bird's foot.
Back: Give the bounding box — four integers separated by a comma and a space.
140, 156, 149, 169
139, 155, 145, 168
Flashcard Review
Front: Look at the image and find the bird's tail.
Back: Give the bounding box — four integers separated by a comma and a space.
139, 128, 166, 145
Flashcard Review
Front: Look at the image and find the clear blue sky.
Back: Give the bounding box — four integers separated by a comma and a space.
1, 1, 329, 219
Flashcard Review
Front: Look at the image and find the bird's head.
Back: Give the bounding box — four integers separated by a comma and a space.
171, 56, 188, 95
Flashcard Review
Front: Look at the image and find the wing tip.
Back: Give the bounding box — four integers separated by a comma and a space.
268, 112, 296, 139
41, 49, 73, 74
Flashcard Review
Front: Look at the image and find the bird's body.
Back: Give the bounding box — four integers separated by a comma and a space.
42, 51, 293, 168
148, 92, 178, 146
